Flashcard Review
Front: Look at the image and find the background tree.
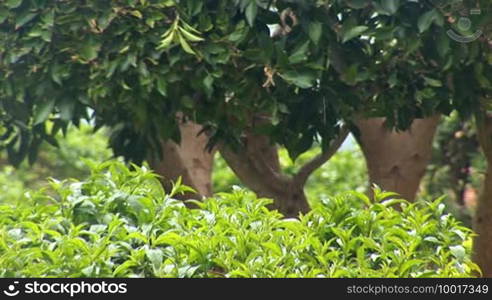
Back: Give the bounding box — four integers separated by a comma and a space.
0, 0, 353, 215
355, 116, 440, 201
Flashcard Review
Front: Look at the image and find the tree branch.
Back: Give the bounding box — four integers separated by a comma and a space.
293, 126, 349, 186
219, 132, 289, 196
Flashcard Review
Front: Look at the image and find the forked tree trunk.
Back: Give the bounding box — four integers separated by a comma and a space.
220, 127, 349, 217
474, 112, 492, 277
219, 134, 310, 217
354, 116, 441, 201
148, 120, 215, 199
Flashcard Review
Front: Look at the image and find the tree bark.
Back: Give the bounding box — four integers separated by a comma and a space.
148, 120, 215, 199
354, 116, 441, 201
220, 127, 349, 217
474, 112, 492, 277
219, 133, 309, 218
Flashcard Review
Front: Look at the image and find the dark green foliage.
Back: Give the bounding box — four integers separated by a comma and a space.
0, 161, 479, 277
2, 0, 491, 165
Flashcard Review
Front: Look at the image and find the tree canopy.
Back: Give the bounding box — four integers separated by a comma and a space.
2, 0, 490, 166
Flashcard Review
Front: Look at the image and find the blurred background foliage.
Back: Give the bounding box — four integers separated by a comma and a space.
0, 123, 113, 203
422, 113, 486, 227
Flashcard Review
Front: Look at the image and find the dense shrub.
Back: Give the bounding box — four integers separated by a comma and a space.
0, 161, 479, 278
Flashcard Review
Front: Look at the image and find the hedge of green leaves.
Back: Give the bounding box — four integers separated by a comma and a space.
0, 161, 480, 277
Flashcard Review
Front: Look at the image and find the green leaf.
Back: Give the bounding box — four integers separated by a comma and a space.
379, 0, 400, 15
33, 99, 55, 125
399, 259, 423, 276
179, 27, 204, 42
449, 245, 466, 260
351, 191, 372, 206
245, 2, 257, 27
157, 31, 176, 50
288, 41, 310, 64
145, 248, 163, 268
154, 232, 182, 246
156, 77, 168, 96
181, 20, 202, 35
203, 74, 214, 96
0, 8, 9, 24
181, 95, 194, 109
127, 232, 149, 243
15, 12, 37, 29
436, 32, 450, 58
113, 261, 137, 276
6, 0, 23, 9
81, 265, 95, 277
424, 236, 440, 244
129, 10, 143, 19
418, 9, 438, 33
178, 33, 197, 55
341, 64, 360, 85
79, 43, 100, 61
308, 22, 323, 45
423, 77, 442, 87
59, 99, 75, 121
346, 0, 370, 9
41, 9, 54, 27
279, 70, 316, 89
341, 25, 368, 43
261, 242, 283, 256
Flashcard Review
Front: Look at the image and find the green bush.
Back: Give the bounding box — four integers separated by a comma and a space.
0, 161, 479, 278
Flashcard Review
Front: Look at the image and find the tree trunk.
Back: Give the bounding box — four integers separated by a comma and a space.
220, 127, 349, 218
219, 133, 310, 218
474, 112, 492, 277
148, 120, 215, 199
354, 116, 441, 201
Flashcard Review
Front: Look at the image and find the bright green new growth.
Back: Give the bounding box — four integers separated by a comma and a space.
0, 161, 479, 277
